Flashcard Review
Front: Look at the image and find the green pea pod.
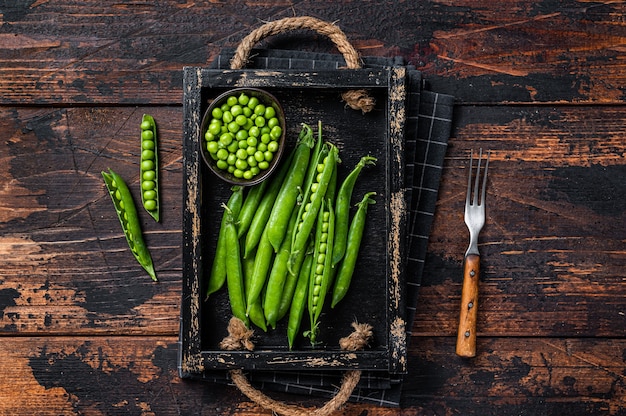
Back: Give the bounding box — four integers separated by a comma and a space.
246, 226, 275, 315
223, 205, 248, 327
287, 249, 313, 350
243, 149, 294, 258
276, 237, 309, 322
290, 142, 338, 268
325, 159, 338, 206
263, 206, 299, 329
266, 124, 316, 252
331, 192, 376, 308
243, 246, 267, 331
332, 155, 377, 266
305, 198, 335, 346
139, 114, 160, 222
205, 186, 244, 299
237, 180, 268, 239
102, 169, 157, 281
299, 120, 324, 203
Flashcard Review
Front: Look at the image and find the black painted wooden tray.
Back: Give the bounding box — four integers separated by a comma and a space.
180, 66, 408, 375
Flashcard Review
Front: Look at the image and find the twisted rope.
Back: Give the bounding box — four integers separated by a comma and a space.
230, 16, 376, 113
221, 318, 373, 416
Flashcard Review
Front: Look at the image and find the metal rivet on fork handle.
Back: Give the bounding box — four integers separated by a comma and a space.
456, 148, 490, 358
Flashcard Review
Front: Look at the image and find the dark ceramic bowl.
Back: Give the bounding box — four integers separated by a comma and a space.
200, 88, 286, 186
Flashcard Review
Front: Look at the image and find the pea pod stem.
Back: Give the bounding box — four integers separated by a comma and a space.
332, 155, 377, 266
266, 124, 316, 252
102, 169, 157, 281
139, 114, 160, 222
206, 186, 244, 299
331, 192, 376, 308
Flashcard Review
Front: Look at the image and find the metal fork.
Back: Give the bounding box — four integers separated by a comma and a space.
456, 149, 490, 358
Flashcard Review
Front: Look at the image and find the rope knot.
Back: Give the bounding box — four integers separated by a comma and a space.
219, 317, 255, 351
339, 322, 373, 351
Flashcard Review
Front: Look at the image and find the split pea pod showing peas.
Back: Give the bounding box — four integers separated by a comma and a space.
305, 198, 335, 346
140, 114, 160, 222
331, 192, 376, 308
331, 155, 377, 266
102, 169, 157, 281
290, 142, 338, 269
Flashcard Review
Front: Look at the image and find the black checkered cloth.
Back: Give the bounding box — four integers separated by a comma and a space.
194, 48, 454, 407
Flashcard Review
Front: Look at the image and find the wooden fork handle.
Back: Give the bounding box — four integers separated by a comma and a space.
456, 254, 480, 358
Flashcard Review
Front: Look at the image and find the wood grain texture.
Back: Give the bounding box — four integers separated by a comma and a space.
0, 336, 623, 415
0, 1, 625, 104
416, 105, 626, 340
0, 106, 183, 335
1, 0, 626, 414
456, 254, 480, 358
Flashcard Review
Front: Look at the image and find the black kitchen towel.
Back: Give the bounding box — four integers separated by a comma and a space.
192, 48, 454, 407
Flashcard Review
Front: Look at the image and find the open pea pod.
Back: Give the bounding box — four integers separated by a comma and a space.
139, 114, 160, 222
102, 168, 157, 281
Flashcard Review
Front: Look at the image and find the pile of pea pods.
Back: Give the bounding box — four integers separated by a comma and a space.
101, 114, 160, 281
206, 122, 377, 348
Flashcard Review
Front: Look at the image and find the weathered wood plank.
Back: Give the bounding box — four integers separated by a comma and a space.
404, 337, 626, 415
0, 106, 183, 335
0, 1, 625, 104
0, 336, 623, 415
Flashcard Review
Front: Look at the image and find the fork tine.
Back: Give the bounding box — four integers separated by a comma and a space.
480, 150, 490, 206
466, 150, 474, 206
472, 149, 482, 206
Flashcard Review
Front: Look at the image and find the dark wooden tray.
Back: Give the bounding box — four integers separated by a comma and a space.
179, 66, 408, 375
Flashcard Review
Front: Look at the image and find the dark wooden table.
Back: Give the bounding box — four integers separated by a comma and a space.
2, 1, 626, 415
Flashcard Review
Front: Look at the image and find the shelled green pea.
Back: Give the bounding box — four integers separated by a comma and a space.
204, 91, 283, 181
140, 114, 159, 222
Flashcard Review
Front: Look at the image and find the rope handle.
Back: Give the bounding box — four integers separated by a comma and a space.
221, 317, 373, 416
229, 16, 376, 113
